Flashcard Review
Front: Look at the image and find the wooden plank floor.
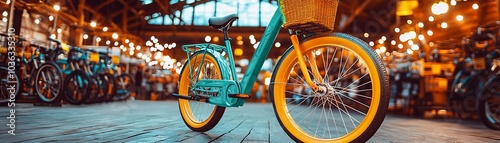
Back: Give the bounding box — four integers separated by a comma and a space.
1, 100, 499, 143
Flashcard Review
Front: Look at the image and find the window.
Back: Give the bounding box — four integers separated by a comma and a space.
146, 0, 278, 27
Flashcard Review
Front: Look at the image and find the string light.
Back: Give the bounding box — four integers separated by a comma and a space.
112, 33, 118, 39
441, 22, 448, 29
398, 44, 403, 49
83, 34, 88, 40
394, 27, 400, 33
275, 42, 281, 48
391, 40, 396, 45
418, 22, 424, 28
364, 33, 369, 38
407, 49, 414, 54
2, 11, 7, 17
369, 41, 375, 46
451, 0, 457, 6
34, 19, 40, 24
53, 4, 61, 11
103, 27, 108, 32
427, 30, 434, 36
456, 15, 464, 21
431, 1, 449, 15
96, 37, 101, 42
205, 35, 211, 42
418, 34, 425, 40
472, 3, 479, 10
407, 20, 413, 24
90, 21, 97, 27
380, 46, 387, 53
428, 16, 434, 22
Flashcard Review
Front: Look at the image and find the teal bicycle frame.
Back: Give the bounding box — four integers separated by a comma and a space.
182, 8, 283, 107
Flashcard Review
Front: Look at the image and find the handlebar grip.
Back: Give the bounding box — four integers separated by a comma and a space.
48, 38, 61, 45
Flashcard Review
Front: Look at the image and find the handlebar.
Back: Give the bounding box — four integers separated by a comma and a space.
48, 38, 61, 45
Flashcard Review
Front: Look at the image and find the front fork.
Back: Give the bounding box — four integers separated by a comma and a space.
289, 34, 324, 92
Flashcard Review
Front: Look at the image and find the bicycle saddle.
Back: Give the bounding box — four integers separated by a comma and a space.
209, 14, 238, 30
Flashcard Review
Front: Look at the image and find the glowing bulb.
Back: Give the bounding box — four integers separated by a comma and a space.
49, 15, 54, 21
394, 27, 400, 33
90, 21, 96, 27
205, 35, 211, 42
432, 2, 449, 15
427, 30, 434, 36
407, 20, 413, 24
429, 16, 435, 22
407, 49, 414, 54
112, 33, 118, 39
411, 44, 420, 51
381, 36, 387, 41
391, 40, 396, 45
96, 37, 101, 42
53, 4, 61, 11
2, 11, 7, 17
380, 46, 387, 53
114, 41, 119, 46
398, 44, 404, 49
50, 34, 56, 39
408, 40, 414, 45
106, 40, 111, 45
369, 41, 374, 46
57, 28, 62, 33
418, 34, 425, 40
34, 19, 40, 24
275, 42, 281, 48
378, 39, 384, 44
418, 22, 424, 28
125, 39, 130, 43
472, 3, 479, 10
2, 18, 7, 22
456, 15, 464, 21
451, 0, 457, 6
136, 46, 141, 50
364, 33, 369, 38
408, 31, 417, 39
441, 22, 448, 29
83, 34, 88, 40
103, 27, 108, 32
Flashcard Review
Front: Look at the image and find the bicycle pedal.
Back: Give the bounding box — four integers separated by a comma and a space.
228, 94, 251, 99
172, 93, 210, 102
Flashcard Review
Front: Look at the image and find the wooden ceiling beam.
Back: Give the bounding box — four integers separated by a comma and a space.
338, 0, 373, 32
96, 0, 115, 10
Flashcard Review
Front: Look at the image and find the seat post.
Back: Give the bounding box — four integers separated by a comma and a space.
222, 28, 230, 40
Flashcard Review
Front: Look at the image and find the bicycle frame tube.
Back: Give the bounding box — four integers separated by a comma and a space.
239, 8, 283, 94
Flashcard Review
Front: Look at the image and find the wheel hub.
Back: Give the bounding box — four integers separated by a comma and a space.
316, 84, 336, 97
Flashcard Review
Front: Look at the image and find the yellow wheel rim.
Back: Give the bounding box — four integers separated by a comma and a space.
179, 53, 220, 128
273, 36, 382, 142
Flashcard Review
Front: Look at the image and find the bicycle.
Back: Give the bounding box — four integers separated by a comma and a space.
449, 25, 498, 118
172, 3, 389, 142
478, 52, 500, 130
0, 34, 64, 103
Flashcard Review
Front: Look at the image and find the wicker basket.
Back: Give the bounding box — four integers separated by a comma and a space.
279, 0, 338, 33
